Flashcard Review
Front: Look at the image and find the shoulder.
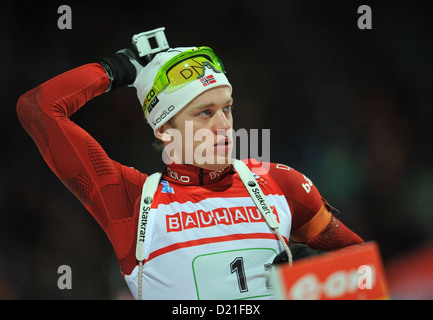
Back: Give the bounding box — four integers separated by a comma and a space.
112, 161, 149, 198
243, 159, 319, 198
243, 159, 323, 230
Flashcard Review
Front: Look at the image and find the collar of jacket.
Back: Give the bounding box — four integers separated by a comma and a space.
162, 163, 235, 186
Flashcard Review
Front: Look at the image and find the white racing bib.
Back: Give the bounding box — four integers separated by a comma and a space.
128, 160, 293, 300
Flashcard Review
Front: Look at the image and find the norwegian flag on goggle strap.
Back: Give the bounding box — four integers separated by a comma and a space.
200, 75, 217, 87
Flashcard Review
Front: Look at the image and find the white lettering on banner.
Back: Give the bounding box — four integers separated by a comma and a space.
357, 264, 374, 289
289, 265, 376, 300
168, 215, 181, 231
166, 205, 280, 232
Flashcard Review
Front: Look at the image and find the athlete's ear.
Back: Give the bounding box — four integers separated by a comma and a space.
155, 123, 173, 142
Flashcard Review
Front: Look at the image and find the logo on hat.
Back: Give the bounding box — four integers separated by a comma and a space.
200, 75, 217, 87
147, 96, 159, 114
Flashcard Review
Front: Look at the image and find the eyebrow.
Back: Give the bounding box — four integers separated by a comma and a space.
195, 98, 234, 110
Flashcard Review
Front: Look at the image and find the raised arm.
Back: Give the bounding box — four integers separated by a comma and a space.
16, 62, 145, 232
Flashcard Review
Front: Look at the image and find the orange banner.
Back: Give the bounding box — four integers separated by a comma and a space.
273, 241, 388, 300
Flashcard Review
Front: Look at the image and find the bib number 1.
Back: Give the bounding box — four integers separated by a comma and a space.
230, 257, 248, 293
192, 248, 276, 300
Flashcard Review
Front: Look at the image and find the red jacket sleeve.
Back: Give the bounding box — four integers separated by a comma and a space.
267, 163, 323, 231
267, 162, 363, 250
16, 63, 146, 233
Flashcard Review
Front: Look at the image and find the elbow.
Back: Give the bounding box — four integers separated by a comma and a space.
17, 86, 49, 155
17, 86, 43, 130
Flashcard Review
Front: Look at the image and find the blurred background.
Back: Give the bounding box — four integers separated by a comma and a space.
1, 0, 432, 299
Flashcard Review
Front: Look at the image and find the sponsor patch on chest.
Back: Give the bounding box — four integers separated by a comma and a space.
166, 205, 280, 232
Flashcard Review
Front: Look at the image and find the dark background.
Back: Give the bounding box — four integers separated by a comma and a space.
1, 0, 432, 299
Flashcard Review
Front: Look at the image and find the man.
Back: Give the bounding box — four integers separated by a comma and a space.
17, 38, 363, 299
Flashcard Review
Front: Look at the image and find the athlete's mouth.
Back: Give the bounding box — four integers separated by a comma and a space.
214, 136, 233, 148
215, 138, 229, 146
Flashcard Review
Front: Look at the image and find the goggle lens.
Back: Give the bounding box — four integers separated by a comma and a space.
143, 47, 225, 114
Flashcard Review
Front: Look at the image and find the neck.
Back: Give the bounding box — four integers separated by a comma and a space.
163, 163, 233, 186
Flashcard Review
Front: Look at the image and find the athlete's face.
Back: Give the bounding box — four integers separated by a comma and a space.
156, 86, 234, 171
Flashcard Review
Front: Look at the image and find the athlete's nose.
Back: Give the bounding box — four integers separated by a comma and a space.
211, 109, 231, 132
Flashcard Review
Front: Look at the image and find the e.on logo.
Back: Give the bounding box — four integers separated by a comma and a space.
289, 265, 376, 300
166, 205, 280, 232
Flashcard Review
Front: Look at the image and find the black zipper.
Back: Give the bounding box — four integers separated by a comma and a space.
199, 168, 204, 186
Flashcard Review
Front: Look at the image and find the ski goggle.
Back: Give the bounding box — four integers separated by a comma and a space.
143, 46, 226, 115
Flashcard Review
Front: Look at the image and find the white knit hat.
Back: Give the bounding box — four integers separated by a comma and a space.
134, 47, 232, 133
